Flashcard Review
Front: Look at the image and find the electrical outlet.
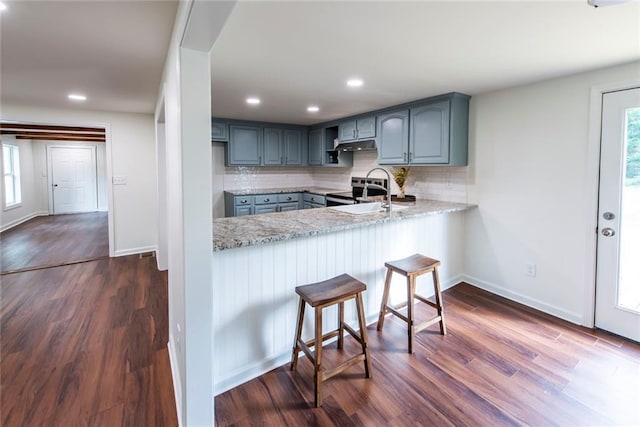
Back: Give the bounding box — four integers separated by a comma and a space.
525, 263, 537, 277
112, 176, 127, 185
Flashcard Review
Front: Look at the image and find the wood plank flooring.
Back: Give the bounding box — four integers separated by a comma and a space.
0, 212, 109, 274
0, 255, 178, 426
215, 283, 640, 426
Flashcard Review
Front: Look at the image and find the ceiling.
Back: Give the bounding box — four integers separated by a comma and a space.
212, 0, 640, 125
0, 1, 638, 124
0, 0, 177, 114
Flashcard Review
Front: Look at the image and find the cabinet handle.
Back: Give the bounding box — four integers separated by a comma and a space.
241, 200, 247, 204
408, 152, 412, 162
287, 197, 292, 201
264, 198, 270, 203
404, 152, 407, 162
353, 129, 356, 138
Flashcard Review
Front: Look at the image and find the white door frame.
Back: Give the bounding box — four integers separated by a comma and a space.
585, 80, 640, 327
47, 143, 98, 214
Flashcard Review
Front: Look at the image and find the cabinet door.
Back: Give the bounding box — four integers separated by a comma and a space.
339, 120, 357, 141
235, 206, 253, 216
263, 128, 283, 165
279, 202, 298, 212
377, 110, 409, 165
228, 125, 262, 165
308, 129, 324, 166
283, 129, 303, 165
409, 100, 450, 164
255, 205, 278, 215
212, 120, 228, 142
356, 116, 376, 139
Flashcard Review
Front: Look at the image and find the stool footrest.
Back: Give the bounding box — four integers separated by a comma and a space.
384, 305, 410, 324
323, 354, 367, 382
414, 315, 443, 333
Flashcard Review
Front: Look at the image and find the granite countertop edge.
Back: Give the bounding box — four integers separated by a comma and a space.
224, 186, 348, 196
213, 201, 477, 252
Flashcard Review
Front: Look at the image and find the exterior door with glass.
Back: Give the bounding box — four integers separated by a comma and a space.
595, 87, 640, 342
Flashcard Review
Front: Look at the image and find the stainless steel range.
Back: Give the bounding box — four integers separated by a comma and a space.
325, 177, 389, 206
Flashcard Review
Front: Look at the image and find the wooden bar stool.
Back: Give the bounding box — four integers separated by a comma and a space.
377, 254, 446, 353
290, 274, 372, 407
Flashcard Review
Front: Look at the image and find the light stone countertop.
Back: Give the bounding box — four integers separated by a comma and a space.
213, 200, 476, 251
224, 186, 348, 196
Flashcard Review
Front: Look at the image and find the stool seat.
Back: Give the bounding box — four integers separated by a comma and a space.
296, 274, 366, 307
291, 274, 372, 407
385, 254, 441, 276
377, 253, 446, 353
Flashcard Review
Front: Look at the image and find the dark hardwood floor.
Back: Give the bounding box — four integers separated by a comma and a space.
215, 283, 640, 426
0, 255, 178, 426
0, 212, 109, 274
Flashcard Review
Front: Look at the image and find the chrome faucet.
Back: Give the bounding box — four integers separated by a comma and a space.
363, 167, 392, 212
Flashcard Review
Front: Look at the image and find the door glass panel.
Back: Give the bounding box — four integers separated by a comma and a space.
618, 107, 640, 312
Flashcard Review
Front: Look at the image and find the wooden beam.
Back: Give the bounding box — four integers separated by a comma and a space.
0, 123, 105, 133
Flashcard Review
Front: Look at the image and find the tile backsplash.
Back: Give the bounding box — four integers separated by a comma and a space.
213, 145, 468, 217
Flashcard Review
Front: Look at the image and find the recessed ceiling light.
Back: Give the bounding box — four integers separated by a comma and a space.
68, 94, 87, 101
0, 3, 7, 12
347, 79, 364, 87
307, 106, 319, 113
246, 97, 261, 105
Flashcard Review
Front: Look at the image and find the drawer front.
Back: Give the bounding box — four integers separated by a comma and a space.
279, 202, 298, 212
255, 205, 277, 215
234, 196, 254, 206
235, 206, 253, 216
303, 193, 326, 205
254, 194, 279, 205
278, 193, 300, 203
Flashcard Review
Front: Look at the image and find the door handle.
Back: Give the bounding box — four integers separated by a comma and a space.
601, 228, 615, 237
52, 184, 58, 187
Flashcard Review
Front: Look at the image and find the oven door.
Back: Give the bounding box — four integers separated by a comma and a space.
326, 195, 356, 206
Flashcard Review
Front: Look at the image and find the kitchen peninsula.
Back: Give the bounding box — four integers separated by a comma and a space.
212, 200, 475, 394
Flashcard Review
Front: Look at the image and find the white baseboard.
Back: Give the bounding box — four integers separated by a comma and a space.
167, 338, 183, 427
461, 274, 584, 325
0, 211, 49, 233
113, 245, 157, 257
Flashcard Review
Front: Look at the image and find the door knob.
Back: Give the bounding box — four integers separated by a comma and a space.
601, 228, 615, 237
53, 184, 58, 187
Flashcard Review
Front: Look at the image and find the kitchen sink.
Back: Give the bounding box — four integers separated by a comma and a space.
328, 202, 409, 215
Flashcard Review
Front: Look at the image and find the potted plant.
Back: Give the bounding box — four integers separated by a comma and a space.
390, 166, 416, 203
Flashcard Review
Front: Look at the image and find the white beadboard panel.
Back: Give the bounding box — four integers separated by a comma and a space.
212, 211, 466, 395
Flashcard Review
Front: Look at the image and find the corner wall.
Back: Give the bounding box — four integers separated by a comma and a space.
464, 61, 640, 325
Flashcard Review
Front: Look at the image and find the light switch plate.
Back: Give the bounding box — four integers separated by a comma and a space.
112, 176, 127, 185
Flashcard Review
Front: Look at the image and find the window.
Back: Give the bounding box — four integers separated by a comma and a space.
3, 144, 21, 208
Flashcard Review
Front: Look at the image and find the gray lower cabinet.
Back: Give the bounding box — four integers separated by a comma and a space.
228, 125, 262, 165
377, 93, 469, 166
303, 193, 326, 208
212, 120, 229, 142
338, 116, 376, 141
225, 192, 303, 217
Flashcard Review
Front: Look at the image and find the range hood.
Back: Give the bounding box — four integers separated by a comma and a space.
333, 139, 377, 152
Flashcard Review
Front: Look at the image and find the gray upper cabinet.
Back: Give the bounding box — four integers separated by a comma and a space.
338, 116, 376, 141
263, 128, 283, 165
283, 129, 304, 165
212, 120, 229, 142
377, 110, 409, 164
228, 125, 262, 165
377, 93, 469, 166
308, 128, 324, 166
410, 100, 450, 164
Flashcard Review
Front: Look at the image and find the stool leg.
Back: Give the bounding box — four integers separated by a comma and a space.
356, 292, 372, 378
407, 275, 416, 354
291, 298, 305, 371
314, 307, 323, 407
432, 267, 447, 335
377, 268, 393, 331
338, 301, 344, 350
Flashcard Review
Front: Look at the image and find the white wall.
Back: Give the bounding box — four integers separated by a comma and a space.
0, 136, 48, 231
464, 61, 640, 325
0, 103, 158, 256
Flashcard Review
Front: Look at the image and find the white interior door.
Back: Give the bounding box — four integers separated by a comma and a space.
595, 87, 640, 342
50, 146, 98, 214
